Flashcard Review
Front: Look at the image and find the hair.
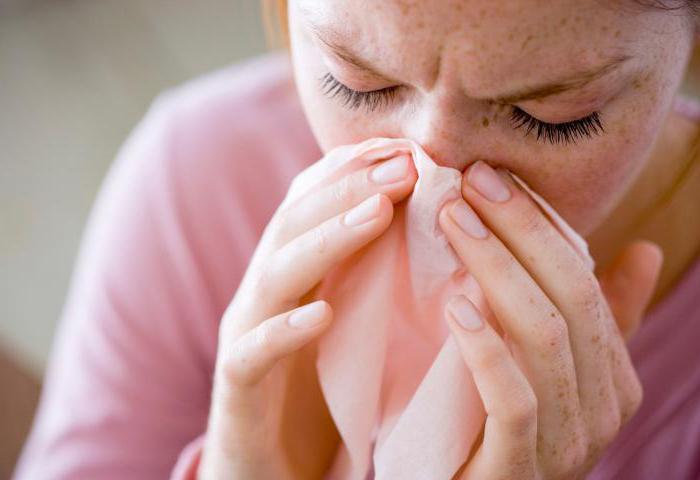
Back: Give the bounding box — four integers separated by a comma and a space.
261, 0, 699, 51
262, 0, 289, 50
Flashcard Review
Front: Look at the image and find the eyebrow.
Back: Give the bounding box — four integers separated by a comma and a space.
304, 16, 399, 82
304, 16, 632, 104
486, 54, 633, 104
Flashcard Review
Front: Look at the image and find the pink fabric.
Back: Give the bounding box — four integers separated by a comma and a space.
279, 137, 594, 479
12, 51, 700, 480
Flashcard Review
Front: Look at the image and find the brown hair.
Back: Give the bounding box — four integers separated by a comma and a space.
262, 0, 290, 50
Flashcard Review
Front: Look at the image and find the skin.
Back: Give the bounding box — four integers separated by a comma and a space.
287, 0, 700, 302
199, 0, 700, 478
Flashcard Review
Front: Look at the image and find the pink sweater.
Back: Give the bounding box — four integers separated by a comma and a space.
13, 51, 700, 480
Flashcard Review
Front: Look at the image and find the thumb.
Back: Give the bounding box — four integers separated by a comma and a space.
597, 239, 664, 341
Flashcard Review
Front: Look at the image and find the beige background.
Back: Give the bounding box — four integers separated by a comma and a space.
0, 0, 269, 376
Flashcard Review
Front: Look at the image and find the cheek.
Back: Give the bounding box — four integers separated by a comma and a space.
535, 148, 640, 237
289, 28, 387, 153
530, 103, 666, 237
303, 98, 379, 153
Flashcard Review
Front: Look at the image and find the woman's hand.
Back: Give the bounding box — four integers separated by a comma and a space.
198, 153, 418, 479
438, 160, 663, 480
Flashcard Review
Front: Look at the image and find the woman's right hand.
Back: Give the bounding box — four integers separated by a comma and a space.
197, 151, 418, 479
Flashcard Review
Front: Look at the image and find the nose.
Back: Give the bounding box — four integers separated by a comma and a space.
400, 88, 482, 172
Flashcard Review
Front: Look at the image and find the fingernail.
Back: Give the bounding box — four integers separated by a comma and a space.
343, 194, 381, 226
370, 155, 411, 184
288, 302, 326, 329
446, 295, 484, 331
467, 160, 511, 202
450, 199, 489, 239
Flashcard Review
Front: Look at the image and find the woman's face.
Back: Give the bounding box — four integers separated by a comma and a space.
287, 0, 695, 236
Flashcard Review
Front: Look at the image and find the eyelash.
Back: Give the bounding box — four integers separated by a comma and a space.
510, 106, 604, 145
320, 72, 399, 112
319, 72, 605, 145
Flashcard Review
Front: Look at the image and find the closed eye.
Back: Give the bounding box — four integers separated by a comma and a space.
509, 107, 605, 145
319, 72, 399, 112
318, 72, 606, 146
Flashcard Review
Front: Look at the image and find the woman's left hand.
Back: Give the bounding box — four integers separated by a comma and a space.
438, 160, 664, 480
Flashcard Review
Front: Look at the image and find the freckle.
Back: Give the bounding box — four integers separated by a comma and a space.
591, 334, 600, 343
562, 405, 571, 422
396, 0, 414, 16
560, 17, 568, 26
481, 116, 489, 127
521, 34, 534, 50
615, 29, 621, 37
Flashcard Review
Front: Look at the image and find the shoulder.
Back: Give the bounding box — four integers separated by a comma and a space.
153, 50, 309, 143
11, 54, 323, 479
106, 50, 321, 246
137, 50, 320, 188
89, 51, 321, 320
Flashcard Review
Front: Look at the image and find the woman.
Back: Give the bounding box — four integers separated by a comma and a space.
13, 0, 700, 478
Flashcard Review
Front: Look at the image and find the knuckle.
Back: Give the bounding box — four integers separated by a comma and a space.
505, 389, 538, 437
516, 205, 547, 235
310, 223, 331, 255
601, 410, 622, 444
254, 321, 274, 353
488, 250, 517, 276
263, 214, 290, 248
571, 274, 603, 314
250, 264, 277, 300
332, 174, 354, 204
474, 345, 508, 374
221, 340, 256, 387
587, 402, 622, 452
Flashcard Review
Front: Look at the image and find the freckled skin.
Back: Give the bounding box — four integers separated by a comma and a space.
288, 0, 695, 238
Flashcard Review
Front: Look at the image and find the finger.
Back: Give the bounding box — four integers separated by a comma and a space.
444, 295, 537, 480
237, 193, 393, 329
598, 240, 664, 341
438, 197, 585, 466
461, 162, 619, 458
605, 317, 645, 426
221, 301, 332, 387
270, 154, 417, 247
588, 240, 660, 438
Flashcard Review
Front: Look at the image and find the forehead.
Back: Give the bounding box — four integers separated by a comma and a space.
296, 0, 635, 92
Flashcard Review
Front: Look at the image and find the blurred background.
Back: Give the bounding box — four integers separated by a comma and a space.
0, 0, 268, 476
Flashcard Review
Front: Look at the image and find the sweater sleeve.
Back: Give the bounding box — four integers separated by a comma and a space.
11, 89, 249, 479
